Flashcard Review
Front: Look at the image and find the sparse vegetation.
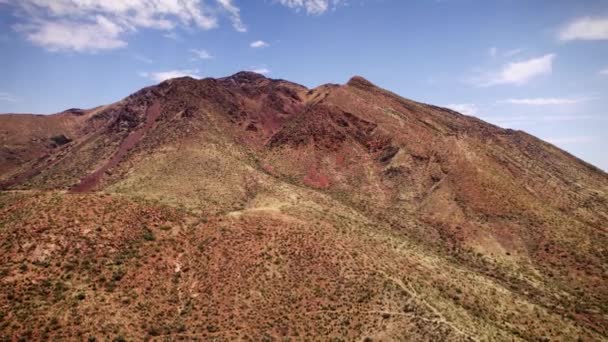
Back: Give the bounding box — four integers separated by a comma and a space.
0, 73, 606, 341
142, 228, 155, 241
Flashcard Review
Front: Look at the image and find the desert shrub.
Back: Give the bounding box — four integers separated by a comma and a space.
113, 335, 126, 342
143, 229, 156, 241
147, 326, 161, 336
50, 135, 72, 146
112, 269, 125, 282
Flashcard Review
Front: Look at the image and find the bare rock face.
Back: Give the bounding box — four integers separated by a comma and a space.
0, 71, 607, 341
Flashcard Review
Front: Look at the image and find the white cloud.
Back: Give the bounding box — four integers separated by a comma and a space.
191, 49, 213, 60
250, 40, 269, 48
559, 17, 608, 41
139, 69, 201, 82
445, 103, 479, 116
6, 0, 245, 52
216, 0, 246, 32
600, 68, 608, 76
546, 136, 596, 145
16, 16, 127, 52
503, 97, 588, 105
0, 91, 18, 102
473, 54, 555, 87
278, 0, 342, 15
249, 67, 270, 75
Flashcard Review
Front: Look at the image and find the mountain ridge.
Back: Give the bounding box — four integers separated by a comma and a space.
0, 71, 607, 340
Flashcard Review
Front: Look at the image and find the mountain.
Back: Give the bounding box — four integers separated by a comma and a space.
1, 72, 607, 341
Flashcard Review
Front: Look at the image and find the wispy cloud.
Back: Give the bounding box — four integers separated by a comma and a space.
139, 69, 201, 82
248, 67, 271, 75
502, 97, 589, 105
163, 32, 181, 41
216, 0, 246, 32
5, 0, 245, 52
445, 103, 479, 116
250, 40, 269, 48
600, 68, 608, 76
132, 54, 154, 64
471, 54, 555, 87
487, 47, 524, 58
191, 49, 214, 60
503, 48, 524, 58
559, 16, 608, 41
278, 0, 343, 15
0, 91, 19, 102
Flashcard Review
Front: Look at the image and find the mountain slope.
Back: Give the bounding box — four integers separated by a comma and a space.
1, 72, 607, 341
0, 106, 111, 181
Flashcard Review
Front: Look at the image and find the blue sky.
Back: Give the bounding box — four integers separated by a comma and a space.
0, 0, 607, 170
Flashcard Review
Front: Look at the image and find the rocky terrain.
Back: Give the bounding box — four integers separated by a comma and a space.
1, 72, 607, 341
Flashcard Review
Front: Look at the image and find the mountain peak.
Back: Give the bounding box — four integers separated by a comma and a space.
224, 71, 268, 82
1, 71, 607, 341
347, 75, 376, 88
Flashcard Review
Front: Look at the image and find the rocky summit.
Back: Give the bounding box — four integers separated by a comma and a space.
1, 72, 607, 341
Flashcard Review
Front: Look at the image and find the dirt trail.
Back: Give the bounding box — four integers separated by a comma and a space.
377, 270, 479, 341
226, 205, 283, 217
71, 101, 161, 192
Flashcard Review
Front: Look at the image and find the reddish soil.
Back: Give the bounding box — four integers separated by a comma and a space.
71, 101, 161, 192
1, 72, 607, 340
303, 164, 330, 189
